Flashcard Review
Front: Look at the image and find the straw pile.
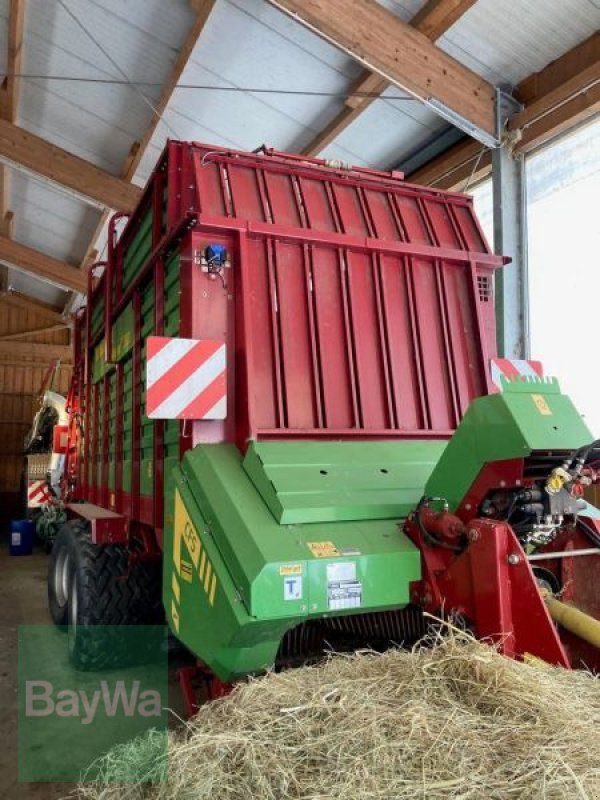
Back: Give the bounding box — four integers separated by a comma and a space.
76, 633, 600, 800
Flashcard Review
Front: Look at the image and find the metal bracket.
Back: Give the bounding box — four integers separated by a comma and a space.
495, 85, 524, 144
426, 86, 523, 149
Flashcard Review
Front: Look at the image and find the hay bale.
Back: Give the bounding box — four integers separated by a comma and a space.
75, 635, 600, 800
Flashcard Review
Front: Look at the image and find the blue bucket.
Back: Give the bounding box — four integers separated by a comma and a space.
9, 519, 35, 556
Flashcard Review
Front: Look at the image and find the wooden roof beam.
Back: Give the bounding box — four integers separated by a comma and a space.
0, 0, 26, 292
0, 323, 68, 342
408, 33, 600, 188
298, 0, 479, 157
0, 233, 87, 293
512, 32, 600, 153
70, 0, 217, 311
0, 0, 25, 124
0, 341, 72, 362
0, 290, 66, 322
0, 119, 142, 211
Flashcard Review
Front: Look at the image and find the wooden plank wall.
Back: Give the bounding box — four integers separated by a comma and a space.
0, 300, 71, 492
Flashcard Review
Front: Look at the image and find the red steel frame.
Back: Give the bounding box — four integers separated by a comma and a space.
66, 141, 506, 550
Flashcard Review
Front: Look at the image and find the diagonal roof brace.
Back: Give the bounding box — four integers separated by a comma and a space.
428, 87, 524, 149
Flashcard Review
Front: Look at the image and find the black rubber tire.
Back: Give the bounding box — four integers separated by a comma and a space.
47, 523, 75, 627
49, 521, 163, 670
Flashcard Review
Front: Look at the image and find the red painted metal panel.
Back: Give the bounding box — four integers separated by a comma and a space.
312, 248, 355, 429
72, 141, 506, 536
274, 241, 316, 429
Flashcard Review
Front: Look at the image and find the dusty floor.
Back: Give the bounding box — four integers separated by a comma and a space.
0, 547, 71, 799
0, 543, 186, 799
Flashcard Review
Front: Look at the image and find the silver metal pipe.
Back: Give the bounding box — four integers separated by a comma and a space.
528, 548, 600, 562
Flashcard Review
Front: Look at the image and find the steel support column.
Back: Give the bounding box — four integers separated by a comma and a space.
492, 146, 529, 358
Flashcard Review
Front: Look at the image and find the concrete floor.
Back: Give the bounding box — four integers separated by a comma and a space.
0, 548, 71, 799
0, 544, 187, 799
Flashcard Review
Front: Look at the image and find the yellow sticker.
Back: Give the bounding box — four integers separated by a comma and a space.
180, 559, 193, 584
171, 600, 180, 633
280, 564, 304, 576
175, 491, 202, 570
531, 394, 552, 416
173, 489, 219, 605
307, 541, 340, 558
171, 572, 181, 602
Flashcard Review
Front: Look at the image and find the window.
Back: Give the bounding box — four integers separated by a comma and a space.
527, 118, 600, 434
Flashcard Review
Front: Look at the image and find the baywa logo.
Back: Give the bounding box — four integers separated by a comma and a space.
25, 679, 162, 725
19, 625, 168, 783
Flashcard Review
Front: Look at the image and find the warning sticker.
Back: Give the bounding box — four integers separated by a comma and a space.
280, 564, 303, 576
307, 541, 339, 558
180, 559, 193, 583
283, 575, 303, 601
327, 561, 361, 610
531, 394, 552, 416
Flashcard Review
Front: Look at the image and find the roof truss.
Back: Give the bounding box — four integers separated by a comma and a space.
409, 33, 600, 189
266, 0, 493, 146
302, 0, 478, 156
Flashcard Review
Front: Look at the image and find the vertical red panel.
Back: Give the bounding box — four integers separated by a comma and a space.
264, 172, 301, 228
424, 200, 461, 249
380, 256, 425, 429
332, 184, 368, 235
475, 265, 497, 359
363, 191, 401, 240
312, 247, 355, 429
454, 203, 489, 253
346, 251, 389, 429
394, 195, 432, 245
298, 178, 337, 232
248, 238, 279, 431
195, 160, 226, 217
274, 241, 317, 429
411, 259, 455, 430
441, 262, 485, 413
228, 166, 265, 221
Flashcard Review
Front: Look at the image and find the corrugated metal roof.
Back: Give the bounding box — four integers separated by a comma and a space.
438, 0, 600, 87
19, 0, 196, 170
134, 0, 365, 183
0, 0, 597, 309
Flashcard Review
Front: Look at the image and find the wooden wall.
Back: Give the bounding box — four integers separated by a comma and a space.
0, 297, 72, 493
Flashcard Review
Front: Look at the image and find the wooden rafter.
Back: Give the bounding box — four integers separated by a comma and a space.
0, 0, 25, 123
279, 0, 480, 157
408, 32, 600, 190
0, 341, 72, 361
0, 119, 142, 211
0, 323, 68, 341
72, 0, 218, 306
0, 0, 25, 291
512, 32, 600, 153
0, 233, 87, 293
0, 290, 66, 322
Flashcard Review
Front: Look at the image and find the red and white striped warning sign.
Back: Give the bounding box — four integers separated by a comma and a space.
491, 358, 543, 391
146, 337, 227, 420
28, 480, 51, 508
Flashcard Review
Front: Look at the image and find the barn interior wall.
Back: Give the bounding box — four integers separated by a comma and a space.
0, 303, 71, 529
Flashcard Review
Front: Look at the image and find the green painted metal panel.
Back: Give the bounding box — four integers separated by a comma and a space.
427, 377, 593, 511
111, 303, 134, 362
243, 440, 447, 524
90, 295, 104, 339
164, 443, 422, 680
123, 210, 153, 290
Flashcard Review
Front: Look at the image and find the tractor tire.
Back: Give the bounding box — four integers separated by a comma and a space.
47, 522, 76, 626
49, 521, 164, 670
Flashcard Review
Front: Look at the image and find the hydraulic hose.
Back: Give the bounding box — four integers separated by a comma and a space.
565, 439, 600, 473
544, 594, 600, 650
414, 496, 463, 553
